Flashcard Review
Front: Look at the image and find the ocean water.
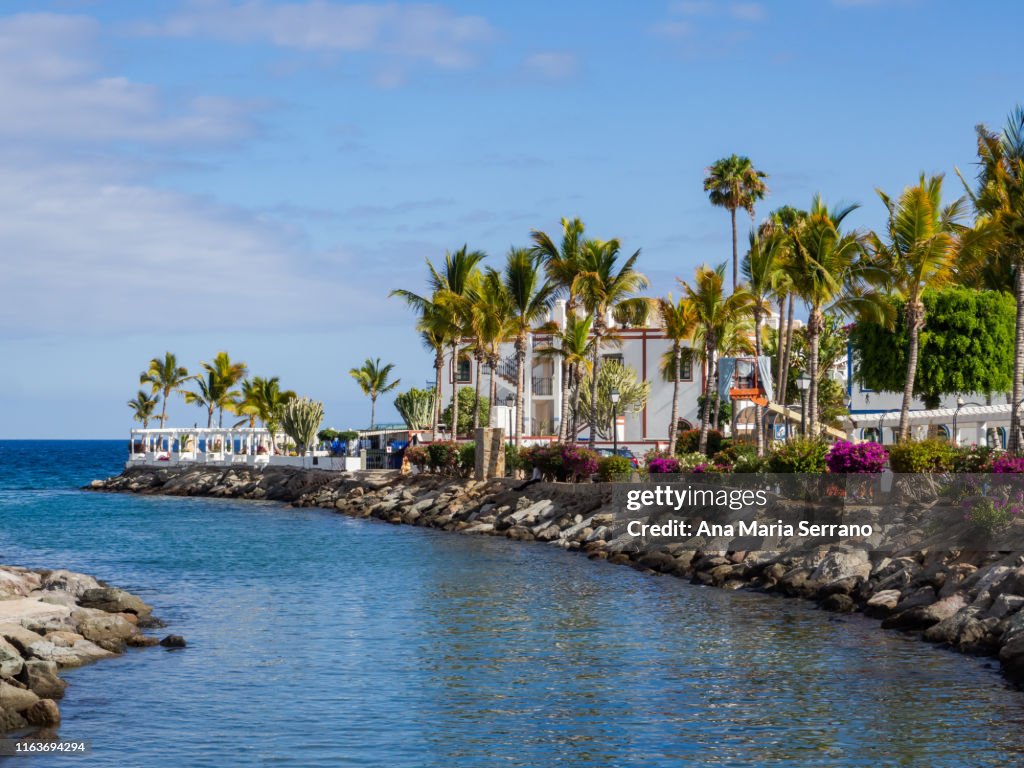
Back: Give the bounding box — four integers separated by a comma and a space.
0, 439, 1023, 767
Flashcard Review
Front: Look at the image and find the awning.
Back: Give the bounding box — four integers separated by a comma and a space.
849, 403, 1011, 428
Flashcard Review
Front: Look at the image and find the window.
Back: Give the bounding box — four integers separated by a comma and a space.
673, 356, 693, 382
602, 353, 623, 365
455, 356, 472, 383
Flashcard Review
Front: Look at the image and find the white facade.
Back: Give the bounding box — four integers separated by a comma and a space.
438, 301, 707, 449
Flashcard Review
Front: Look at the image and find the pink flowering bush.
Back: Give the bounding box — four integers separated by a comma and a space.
647, 456, 681, 474
992, 455, 1024, 474
520, 443, 597, 481
560, 444, 598, 481
826, 440, 888, 474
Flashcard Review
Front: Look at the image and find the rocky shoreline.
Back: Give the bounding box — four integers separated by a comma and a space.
0, 565, 183, 736
91, 465, 1024, 691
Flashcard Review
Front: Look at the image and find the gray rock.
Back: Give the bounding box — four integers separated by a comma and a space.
18, 660, 66, 700
23, 698, 60, 727
159, 635, 186, 648
0, 705, 26, 733
78, 588, 152, 618
75, 613, 136, 653
38, 570, 102, 598
0, 638, 24, 678
0, 624, 43, 653
25, 637, 114, 668
810, 550, 871, 585
0, 681, 38, 713
990, 565, 1024, 600
986, 594, 1024, 621
864, 589, 901, 618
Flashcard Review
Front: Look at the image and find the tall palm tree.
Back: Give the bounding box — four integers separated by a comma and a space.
741, 229, 786, 455
140, 352, 190, 428
575, 238, 649, 445
232, 379, 262, 428
184, 375, 219, 428
871, 174, 966, 441
349, 358, 401, 429
252, 376, 296, 452
958, 106, 1024, 451
391, 246, 484, 438
787, 196, 890, 436
536, 314, 594, 441
186, 352, 247, 428
759, 206, 806, 409
472, 268, 513, 422
680, 263, 754, 453
503, 247, 556, 445
532, 217, 586, 441
652, 294, 697, 451
704, 155, 769, 290
127, 390, 159, 428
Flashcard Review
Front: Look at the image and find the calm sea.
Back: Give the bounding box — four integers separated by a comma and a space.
0, 439, 1022, 767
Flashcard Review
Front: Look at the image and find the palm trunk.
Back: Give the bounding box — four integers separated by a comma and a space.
489, 357, 497, 428
433, 348, 444, 438
370, 396, 376, 430
558, 359, 571, 441
207, 407, 213, 429
588, 323, 603, 446
698, 340, 715, 454
668, 344, 681, 451
570, 366, 582, 442
775, 296, 786, 398
754, 308, 765, 457
1012, 264, 1024, 453
897, 301, 924, 442
730, 207, 738, 292
450, 342, 460, 438
779, 295, 795, 407
160, 391, 169, 428
515, 334, 527, 446
807, 307, 823, 437
473, 356, 482, 431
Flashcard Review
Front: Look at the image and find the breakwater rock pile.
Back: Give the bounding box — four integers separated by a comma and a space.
92, 465, 1024, 690
0, 565, 176, 734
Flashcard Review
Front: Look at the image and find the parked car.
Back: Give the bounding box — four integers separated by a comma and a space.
596, 447, 640, 468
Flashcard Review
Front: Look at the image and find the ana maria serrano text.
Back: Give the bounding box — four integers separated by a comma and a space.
623, 484, 874, 539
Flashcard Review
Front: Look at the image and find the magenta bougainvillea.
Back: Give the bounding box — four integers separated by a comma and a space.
992, 455, 1024, 474
825, 440, 888, 474
647, 456, 681, 474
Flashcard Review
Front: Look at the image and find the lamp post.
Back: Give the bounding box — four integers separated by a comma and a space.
610, 388, 620, 454
951, 397, 982, 447
796, 372, 810, 437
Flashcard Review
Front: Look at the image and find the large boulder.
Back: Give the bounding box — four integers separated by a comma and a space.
25, 636, 114, 668
864, 589, 901, 618
18, 660, 66, 700
38, 570, 102, 598
991, 566, 1024, 600
883, 592, 967, 631
0, 567, 41, 598
0, 624, 43, 653
78, 588, 152, 618
0, 638, 24, 677
810, 550, 871, 585
0, 681, 39, 713
23, 698, 60, 727
74, 612, 136, 653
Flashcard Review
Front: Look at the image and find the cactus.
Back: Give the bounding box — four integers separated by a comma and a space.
393, 387, 435, 430
280, 397, 324, 455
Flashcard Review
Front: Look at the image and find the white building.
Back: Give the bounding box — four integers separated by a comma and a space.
438, 300, 708, 450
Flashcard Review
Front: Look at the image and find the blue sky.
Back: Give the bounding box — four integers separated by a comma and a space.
1, 0, 1020, 438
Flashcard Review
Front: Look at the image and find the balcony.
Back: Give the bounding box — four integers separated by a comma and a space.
532, 376, 553, 396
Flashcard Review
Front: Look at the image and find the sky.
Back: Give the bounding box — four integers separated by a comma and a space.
1, 0, 1021, 438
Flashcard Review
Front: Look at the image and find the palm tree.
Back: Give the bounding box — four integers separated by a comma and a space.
575, 238, 649, 445
871, 174, 967, 441
958, 106, 1024, 451
536, 314, 594, 440
652, 294, 696, 451
140, 352, 190, 428
532, 218, 586, 441
184, 376, 219, 428
503, 247, 556, 445
704, 155, 769, 290
251, 376, 296, 452
741, 229, 786, 455
186, 352, 247, 428
759, 206, 806, 409
472, 268, 513, 422
232, 379, 263, 428
391, 246, 485, 438
680, 263, 754, 453
127, 390, 159, 428
349, 358, 401, 429
787, 196, 890, 436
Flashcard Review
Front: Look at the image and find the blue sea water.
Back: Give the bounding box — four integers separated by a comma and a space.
0, 439, 1023, 767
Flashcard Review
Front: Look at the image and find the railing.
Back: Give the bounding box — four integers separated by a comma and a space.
484, 354, 519, 385
532, 376, 553, 396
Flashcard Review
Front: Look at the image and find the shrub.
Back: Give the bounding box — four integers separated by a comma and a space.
519, 443, 562, 480
426, 441, 461, 475
955, 445, 998, 472
440, 388, 490, 438
405, 445, 429, 471
647, 456, 681, 474
458, 443, 476, 475
767, 438, 829, 473
504, 443, 523, 475
826, 441, 888, 474
676, 428, 724, 457
561, 445, 599, 481
991, 455, 1024, 474
732, 453, 770, 474
963, 494, 1020, 535
677, 452, 710, 471
887, 439, 956, 474
598, 455, 633, 481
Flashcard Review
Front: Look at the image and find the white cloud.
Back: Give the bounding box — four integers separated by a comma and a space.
0, 13, 251, 144
138, 0, 495, 71
522, 51, 578, 80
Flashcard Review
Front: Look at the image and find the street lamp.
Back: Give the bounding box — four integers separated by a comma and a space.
610, 388, 620, 454
951, 397, 982, 447
795, 372, 810, 437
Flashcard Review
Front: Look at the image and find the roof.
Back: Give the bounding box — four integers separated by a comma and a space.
849, 403, 1012, 428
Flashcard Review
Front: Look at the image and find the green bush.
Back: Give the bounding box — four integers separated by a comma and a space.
405, 444, 428, 470
733, 453, 770, 474
887, 439, 956, 473
598, 455, 633, 481
426, 441, 461, 475
458, 443, 476, 476
767, 438, 829, 473
440, 388, 490, 438
677, 452, 710, 471
676, 428, 724, 457
504, 443, 523, 475
953, 445, 998, 473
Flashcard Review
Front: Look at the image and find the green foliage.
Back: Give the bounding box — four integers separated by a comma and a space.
953, 445, 998, 473
767, 438, 829, 473
677, 452, 710, 471
425, 442, 461, 475
441, 388, 490, 438
318, 429, 340, 442
405, 444, 428, 470
127, 390, 159, 427
504, 443, 523, 474
393, 387, 436, 430
850, 288, 1014, 407
967, 497, 1013, 536
598, 455, 633, 481
574, 360, 650, 440
458, 443, 476, 475
676, 428, 724, 457
887, 439, 957, 473
280, 397, 324, 454
338, 430, 359, 442
695, 394, 731, 424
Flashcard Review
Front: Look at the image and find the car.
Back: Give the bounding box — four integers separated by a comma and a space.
595, 447, 640, 468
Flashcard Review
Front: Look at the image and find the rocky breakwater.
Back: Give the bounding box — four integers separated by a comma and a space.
0, 565, 177, 735
92, 465, 1024, 691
